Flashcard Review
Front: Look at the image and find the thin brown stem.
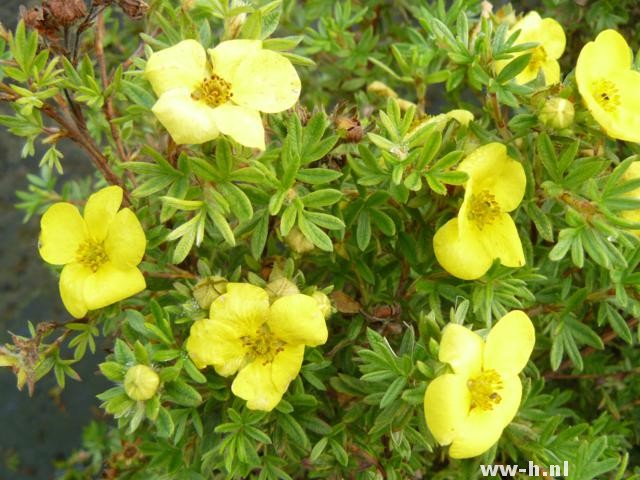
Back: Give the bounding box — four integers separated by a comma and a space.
96, 11, 136, 187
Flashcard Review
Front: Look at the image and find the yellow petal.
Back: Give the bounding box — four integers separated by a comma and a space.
186, 318, 246, 374
433, 218, 493, 280
145, 39, 208, 97
538, 18, 566, 59
513, 60, 540, 85
446, 109, 474, 126
104, 208, 146, 269
209, 283, 269, 335
267, 294, 328, 347
459, 143, 525, 212
475, 213, 525, 268
576, 30, 632, 86
600, 70, 640, 143
484, 311, 535, 376
59, 262, 91, 318
39, 203, 86, 265
511, 11, 542, 40
231, 344, 304, 411
83, 263, 145, 310
540, 59, 561, 85
438, 324, 483, 378
449, 375, 522, 459
423, 373, 470, 445
84, 186, 123, 242
152, 88, 220, 145
209, 103, 265, 150
230, 48, 301, 113
209, 39, 262, 83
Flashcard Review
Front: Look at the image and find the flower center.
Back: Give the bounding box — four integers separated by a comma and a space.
467, 369, 503, 411
528, 46, 547, 72
467, 190, 501, 228
241, 325, 285, 364
591, 79, 620, 113
192, 74, 233, 108
76, 239, 108, 272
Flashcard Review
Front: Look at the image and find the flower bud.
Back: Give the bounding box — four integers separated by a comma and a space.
311, 291, 332, 318
539, 97, 574, 129
124, 365, 159, 401
225, 0, 248, 39
285, 227, 315, 254
193, 276, 227, 310
266, 278, 300, 299
367, 81, 398, 98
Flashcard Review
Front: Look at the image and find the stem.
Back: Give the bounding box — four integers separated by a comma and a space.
96, 12, 132, 171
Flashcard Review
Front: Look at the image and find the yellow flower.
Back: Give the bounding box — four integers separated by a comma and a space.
124, 365, 160, 401
186, 283, 328, 411
424, 311, 535, 459
38, 186, 146, 319
576, 30, 640, 143
433, 143, 526, 280
497, 11, 565, 85
144, 39, 301, 149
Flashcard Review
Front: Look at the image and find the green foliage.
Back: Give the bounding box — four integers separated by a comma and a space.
1, 0, 640, 479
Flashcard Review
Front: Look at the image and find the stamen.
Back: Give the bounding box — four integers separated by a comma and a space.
591, 79, 620, 113
467, 190, 501, 228
240, 325, 286, 364
467, 369, 503, 411
76, 239, 108, 272
192, 74, 233, 108
527, 46, 548, 72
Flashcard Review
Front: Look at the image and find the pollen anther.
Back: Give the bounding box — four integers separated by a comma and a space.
467, 369, 504, 411
76, 239, 109, 272
467, 190, 501, 228
192, 74, 233, 108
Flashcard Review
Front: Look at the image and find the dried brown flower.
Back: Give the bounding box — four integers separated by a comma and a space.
117, 0, 149, 19
45, 0, 87, 26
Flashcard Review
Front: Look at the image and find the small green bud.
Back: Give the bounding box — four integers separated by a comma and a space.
193, 276, 227, 310
311, 291, 332, 318
124, 365, 159, 401
539, 97, 574, 129
284, 227, 315, 254
266, 278, 300, 299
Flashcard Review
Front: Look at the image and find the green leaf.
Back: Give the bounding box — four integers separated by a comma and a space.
164, 380, 202, 407
251, 210, 270, 258
280, 204, 298, 236
496, 53, 532, 83
157, 407, 175, 438
356, 211, 372, 251
380, 376, 407, 408
369, 209, 396, 236
304, 211, 345, 230
218, 183, 253, 221
296, 168, 342, 185
298, 215, 333, 252
301, 189, 343, 208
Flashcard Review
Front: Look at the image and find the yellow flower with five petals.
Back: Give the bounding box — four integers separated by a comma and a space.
424, 311, 535, 459
576, 30, 640, 143
186, 283, 328, 411
144, 39, 301, 149
497, 11, 565, 85
433, 143, 526, 280
38, 186, 146, 319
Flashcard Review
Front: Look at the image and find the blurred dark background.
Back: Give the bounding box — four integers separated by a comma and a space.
0, 2, 109, 479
